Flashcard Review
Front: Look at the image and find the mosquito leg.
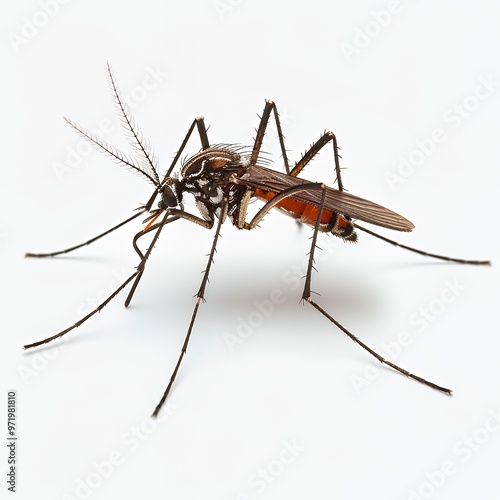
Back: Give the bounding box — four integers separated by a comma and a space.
23, 213, 169, 350
25, 209, 147, 258
238, 182, 326, 230
124, 214, 182, 308
301, 187, 452, 394
355, 223, 491, 266
122, 217, 178, 309
251, 100, 292, 174
162, 117, 210, 181
302, 186, 327, 300
132, 209, 214, 264
290, 131, 344, 191
132, 216, 181, 262
125, 209, 214, 308
306, 300, 452, 394
251, 102, 343, 189
152, 201, 228, 417
23, 272, 138, 349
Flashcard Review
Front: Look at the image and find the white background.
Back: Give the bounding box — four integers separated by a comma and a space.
2, 1, 499, 499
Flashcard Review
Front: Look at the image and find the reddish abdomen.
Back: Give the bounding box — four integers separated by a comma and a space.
254, 188, 340, 227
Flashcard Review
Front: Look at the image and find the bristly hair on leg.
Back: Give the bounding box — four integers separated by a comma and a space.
106, 62, 160, 187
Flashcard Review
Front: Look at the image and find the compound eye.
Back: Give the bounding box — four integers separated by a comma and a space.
162, 180, 179, 208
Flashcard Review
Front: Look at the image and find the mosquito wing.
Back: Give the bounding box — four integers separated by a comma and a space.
239, 164, 415, 232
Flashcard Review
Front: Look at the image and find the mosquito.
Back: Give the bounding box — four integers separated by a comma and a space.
24, 64, 490, 417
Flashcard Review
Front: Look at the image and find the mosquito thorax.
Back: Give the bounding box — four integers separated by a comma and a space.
176, 147, 249, 223
181, 148, 244, 178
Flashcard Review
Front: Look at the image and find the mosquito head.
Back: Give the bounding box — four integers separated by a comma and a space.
159, 177, 183, 210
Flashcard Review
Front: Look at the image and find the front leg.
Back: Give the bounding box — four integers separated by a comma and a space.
152, 200, 227, 417
125, 209, 214, 307
162, 117, 210, 181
